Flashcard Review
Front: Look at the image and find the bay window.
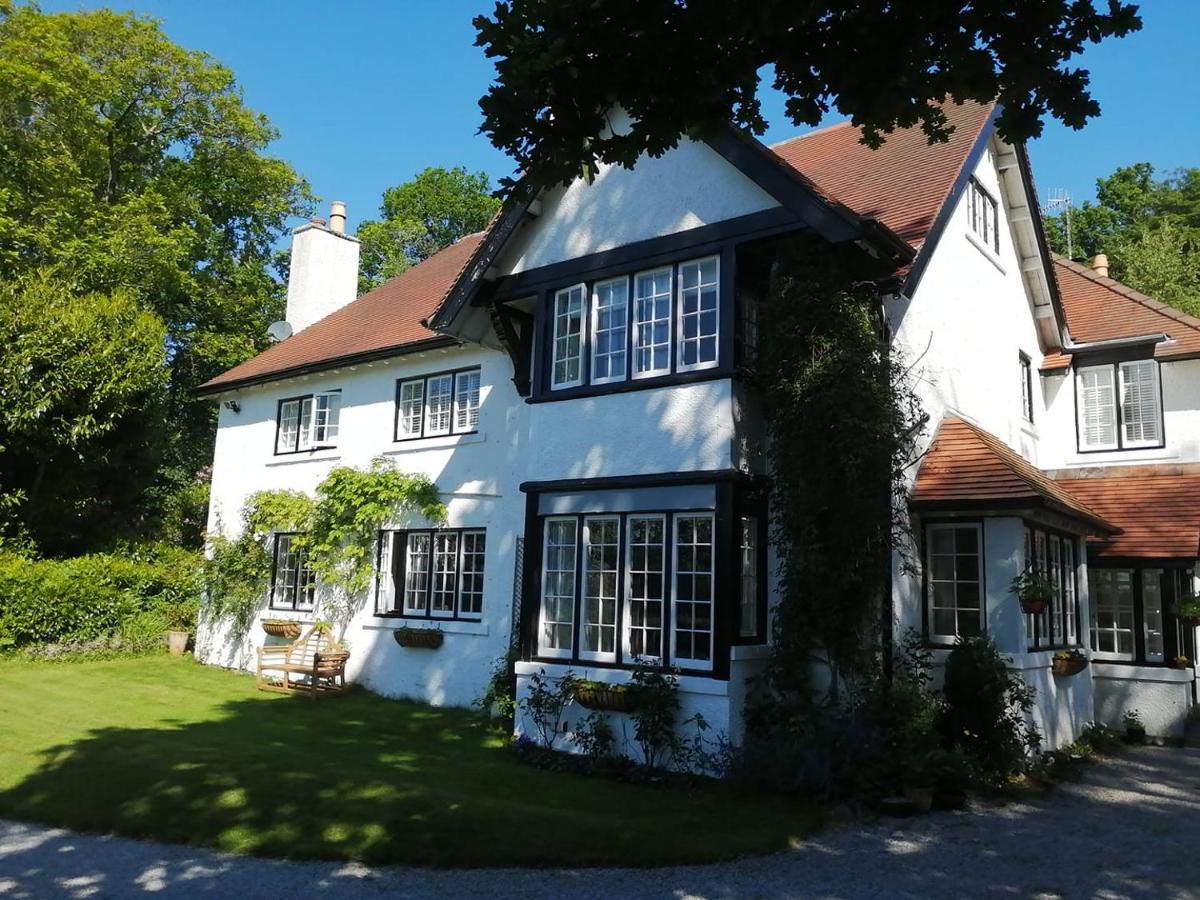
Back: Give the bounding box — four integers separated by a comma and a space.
1076, 359, 1162, 451
927, 523, 983, 642
375, 528, 487, 620
1023, 525, 1081, 650
275, 391, 341, 454
394, 368, 481, 440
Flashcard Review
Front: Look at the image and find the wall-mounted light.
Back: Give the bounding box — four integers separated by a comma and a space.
223, 400, 241, 414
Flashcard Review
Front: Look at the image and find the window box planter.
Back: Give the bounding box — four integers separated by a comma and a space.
1051, 651, 1088, 677
262, 620, 302, 639
573, 682, 640, 713
394, 627, 444, 649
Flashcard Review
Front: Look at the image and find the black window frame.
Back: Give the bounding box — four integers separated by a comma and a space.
967, 177, 999, 253
922, 519, 987, 646
375, 527, 487, 621
269, 532, 316, 611
1073, 357, 1165, 454
393, 366, 482, 442
273, 390, 341, 456
1022, 523, 1083, 651
1019, 352, 1034, 424
1088, 561, 1195, 666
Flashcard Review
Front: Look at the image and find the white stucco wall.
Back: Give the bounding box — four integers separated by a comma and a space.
1092, 663, 1194, 737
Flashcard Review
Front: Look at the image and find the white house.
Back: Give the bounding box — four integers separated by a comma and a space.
195, 100, 1200, 753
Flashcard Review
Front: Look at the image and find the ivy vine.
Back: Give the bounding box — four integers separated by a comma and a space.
203, 457, 445, 630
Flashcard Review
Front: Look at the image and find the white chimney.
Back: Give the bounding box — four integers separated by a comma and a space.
285, 201, 360, 333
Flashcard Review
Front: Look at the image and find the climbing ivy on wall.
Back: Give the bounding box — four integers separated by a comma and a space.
204, 457, 444, 629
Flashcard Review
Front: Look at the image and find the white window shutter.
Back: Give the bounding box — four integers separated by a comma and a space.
1119, 360, 1161, 446
1076, 366, 1117, 450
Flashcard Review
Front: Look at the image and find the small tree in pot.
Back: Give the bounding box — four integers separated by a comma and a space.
1170, 594, 1200, 627
1010, 570, 1055, 616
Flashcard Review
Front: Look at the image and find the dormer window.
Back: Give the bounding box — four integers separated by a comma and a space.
275, 390, 340, 454
967, 178, 999, 253
1076, 359, 1163, 452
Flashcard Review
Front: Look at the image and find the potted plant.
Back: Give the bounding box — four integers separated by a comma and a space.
1051, 648, 1088, 677
1169, 655, 1191, 670
573, 679, 641, 713
262, 619, 302, 639
1170, 594, 1200, 627
1010, 570, 1055, 616
165, 601, 197, 656
394, 626, 444, 649
1122, 709, 1146, 745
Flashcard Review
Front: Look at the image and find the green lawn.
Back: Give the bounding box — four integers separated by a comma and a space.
0, 655, 817, 867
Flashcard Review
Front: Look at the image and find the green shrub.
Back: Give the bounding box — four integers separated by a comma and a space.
0, 546, 204, 651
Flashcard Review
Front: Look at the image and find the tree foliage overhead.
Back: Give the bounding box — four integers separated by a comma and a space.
0, 4, 311, 552
1047, 163, 1200, 316
474, 0, 1142, 190
357, 167, 500, 291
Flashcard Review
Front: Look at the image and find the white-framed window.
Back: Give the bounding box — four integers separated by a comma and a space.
377, 528, 486, 620
1034, 530, 1050, 641
1020, 352, 1034, 424
580, 516, 620, 661
1076, 360, 1162, 451
632, 267, 672, 378
672, 512, 715, 669
395, 368, 481, 440
539, 517, 578, 656
967, 177, 999, 253
551, 284, 586, 389
275, 390, 341, 454
1091, 568, 1135, 659
676, 256, 720, 371
739, 516, 759, 638
624, 514, 666, 662
590, 277, 628, 384
1142, 569, 1165, 663
1063, 539, 1077, 645
1049, 536, 1064, 645
271, 533, 316, 610
926, 523, 983, 641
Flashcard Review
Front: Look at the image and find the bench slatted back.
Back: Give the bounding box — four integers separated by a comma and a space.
286, 627, 332, 669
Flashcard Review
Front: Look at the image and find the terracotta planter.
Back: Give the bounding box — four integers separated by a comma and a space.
1051, 656, 1088, 677
262, 620, 302, 639
574, 685, 640, 713
166, 630, 189, 656
394, 627, 444, 649
1020, 598, 1049, 616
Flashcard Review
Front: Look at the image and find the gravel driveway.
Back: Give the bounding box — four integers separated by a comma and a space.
1, 746, 1197, 900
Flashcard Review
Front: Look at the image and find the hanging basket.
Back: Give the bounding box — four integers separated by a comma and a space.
1051, 655, 1088, 677
1019, 598, 1049, 616
394, 627, 444, 649
262, 620, 302, 639
574, 684, 640, 713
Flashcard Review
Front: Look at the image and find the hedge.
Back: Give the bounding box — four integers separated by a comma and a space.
0, 545, 204, 650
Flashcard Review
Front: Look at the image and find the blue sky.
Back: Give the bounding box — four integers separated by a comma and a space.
42, 0, 1200, 234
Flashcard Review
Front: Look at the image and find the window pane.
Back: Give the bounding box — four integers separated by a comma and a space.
541, 519, 577, 653
591, 279, 628, 382
312, 392, 340, 445
425, 374, 453, 436
1049, 536, 1064, 645
633, 269, 672, 376
398, 380, 425, 438
626, 515, 665, 661
273, 534, 297, 607
1063, 540, 1077, 645
297, 397, 314, 450
1020, 355, 1033, 423
457, 531, 486, 616
1119, 360, 1161, 446
739, 516, 759, 638
674, 513, 714, 665
581, 517, 619, 657
1143, 569, 1165, 662
276, 400, 300, 453
927, 525, 982, 640
1077, 366, 1118, 449
404, 533, 431, 615
1091, 568, 1135, 659
552, 285, 585, 388
677, 258, 719, 370
453, 369, 482, 432
431, 532, 459, 615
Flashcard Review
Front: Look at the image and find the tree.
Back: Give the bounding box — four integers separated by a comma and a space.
0, 273, 169, 554
473, 0, 1142, 190
0, 5, 311, 550
1046, 164, 1200, 315
357, 167, 500, 291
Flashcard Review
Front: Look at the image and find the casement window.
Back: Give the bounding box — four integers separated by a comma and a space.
1024, 525, 1082, 650
580, 516, 620, 661
967, 178, 999, 253
739, 516, 759, 638
1020, 353, 1034, 424
271, 533, 315, 610
672, 513, 715, 668
1091, 566, 1194, 664
539, 518, 578, 656
551, 285, 586, 389
1063, 540, 1077, 645
394, 368, 482, 440
275, 391, 341, 454
633, 268, 672, 377
1142, 569, 1165, 662
1049, 536, 1064, 645
625, 515, 666, 661
926, 524, 983, 641
676, 257, 720, 372
590, 278, 628, 384
1076, 360, 1163, 451
376, 528, 487, 620
1091, 568, 1136, 659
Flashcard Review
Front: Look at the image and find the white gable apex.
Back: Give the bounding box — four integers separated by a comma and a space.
496, 136, 780, 277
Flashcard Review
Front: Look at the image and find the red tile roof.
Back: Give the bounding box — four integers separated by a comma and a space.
1042, 257, 1200, 370
911, 417, 1117, 534
197, 233, 484, 393
771, 101, 995, 250
1057, 468, 1200, 558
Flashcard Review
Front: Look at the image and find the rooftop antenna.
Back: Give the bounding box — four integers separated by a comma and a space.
1046, 189, 1074, 260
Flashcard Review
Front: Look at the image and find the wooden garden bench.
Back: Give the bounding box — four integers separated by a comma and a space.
256, 625, 350, 697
